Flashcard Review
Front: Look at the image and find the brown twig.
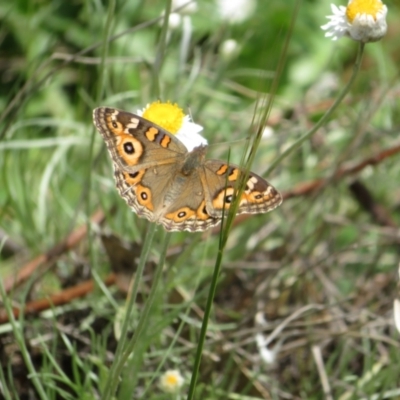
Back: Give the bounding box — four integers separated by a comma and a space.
349, 180, 398, 228
0, 273, 116, 324
3, 208, 105, 293
282, 142, 400, 200
226, 142, 400, 230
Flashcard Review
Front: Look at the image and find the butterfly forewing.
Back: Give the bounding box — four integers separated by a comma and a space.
93, 107, 187, 173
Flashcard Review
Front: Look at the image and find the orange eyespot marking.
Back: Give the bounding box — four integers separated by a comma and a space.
123, 169, 145, 186
116, 135, 144, 166
212, 187, 235, 209
216, 164, 229, 175
166, 207, 196, 222
243, 191, 265, 203
145, 127, 159, 142
228, 168, 240, 181
135, 184, 153, 210
106, 115, 124, 134
196, 201, 210, 221
160, 135, 171, 148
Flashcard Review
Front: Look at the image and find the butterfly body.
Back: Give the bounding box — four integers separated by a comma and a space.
93, 107, 282, 232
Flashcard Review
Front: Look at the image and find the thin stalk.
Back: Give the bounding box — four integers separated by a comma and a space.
151, 0, 172, 98
86, 0, 116, 298
186, 240, 225, 400
101, 223, 157, 400
265, 42, 365, 176
125, 231, 171, 355
186, 7, 299, 396
119, 232, 172, 399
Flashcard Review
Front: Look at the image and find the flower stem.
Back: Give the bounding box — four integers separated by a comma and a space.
102, 223, 157, 400
265, 42, 365, 176
187, 242, 225, 400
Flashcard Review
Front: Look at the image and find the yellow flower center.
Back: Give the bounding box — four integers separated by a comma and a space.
165, 374, 179, 386
142, 101, 185, 134
346, 0, 384, 22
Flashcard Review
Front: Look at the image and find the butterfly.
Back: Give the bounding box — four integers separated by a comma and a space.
93, 107, 282, 232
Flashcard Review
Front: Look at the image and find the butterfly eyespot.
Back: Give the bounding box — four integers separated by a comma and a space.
195, 202, 210, 221
254, 194, 263, 200
124, 142, 135, 154
140, 192, 148, 200
178, 211, 186, 218
112, 121, 118, 128
225, 195, 233, 203
123, 169, 145, 186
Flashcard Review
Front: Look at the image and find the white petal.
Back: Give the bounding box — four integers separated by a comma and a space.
394, 299, 400, 334
347, 6, 388, 42
176, 130, 208, 151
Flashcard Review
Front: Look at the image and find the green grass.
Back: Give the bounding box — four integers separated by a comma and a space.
1, 0, 400, 399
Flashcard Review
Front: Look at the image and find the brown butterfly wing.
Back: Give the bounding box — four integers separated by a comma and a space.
202, 160, 282, 217
93, 107, 187, 173
110, 144, 218, 232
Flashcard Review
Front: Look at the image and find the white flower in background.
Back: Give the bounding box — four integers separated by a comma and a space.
254, 311, 278, 365
394, 299, 400, 335
159, 369, 184, 393
166, 12, 182, 30
394, 262, 400, 335
138, 101, 207, 152
217, 0, 256, 24
162, 0, 197, 30
220, 39, 240, 60
261, 126, 274, 140
321, 0, 388, 43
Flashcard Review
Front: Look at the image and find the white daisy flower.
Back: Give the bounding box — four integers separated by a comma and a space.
159, 369, 184, 393
166, 13, 182, 30
217, 0, 256, 24
220, 39, 240, 60
321, 0, 388, 43
138, 101, 207, 152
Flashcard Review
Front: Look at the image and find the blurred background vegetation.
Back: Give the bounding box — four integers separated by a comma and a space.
1, 0, 400, 399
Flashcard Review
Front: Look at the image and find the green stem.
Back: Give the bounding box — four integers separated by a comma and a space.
86, 0, 116, 292
265, 42, 365, 176
120, 232, 172, 398
151, 0, 172, 98
186, 244, 225, 400
101, 223, 157, 400
125, 231, 171, 355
